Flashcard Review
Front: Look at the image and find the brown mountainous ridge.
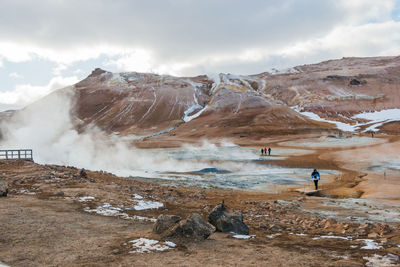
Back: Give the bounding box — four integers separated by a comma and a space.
3, 56, 400, 143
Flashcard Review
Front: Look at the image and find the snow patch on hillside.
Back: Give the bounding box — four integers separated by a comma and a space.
353, 109, 400, 132
183, 81, 207, 122
293, 108, 358, 132
294, 108, 400, 132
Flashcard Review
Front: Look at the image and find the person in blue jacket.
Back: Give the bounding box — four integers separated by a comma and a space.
311, 169, 320, 190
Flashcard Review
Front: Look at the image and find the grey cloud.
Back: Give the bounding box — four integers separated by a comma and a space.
0, 0, 397, 76
0, 0, 357, 58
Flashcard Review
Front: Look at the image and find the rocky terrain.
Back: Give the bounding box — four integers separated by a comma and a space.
1, 56, 400, 266
1, 133, 400, 266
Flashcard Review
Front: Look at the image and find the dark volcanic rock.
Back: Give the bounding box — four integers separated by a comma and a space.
153, 214, 182, 235
79, 168, 87, 179
164, 213, 215, 241
349, 78, 361, 86
209, 201, 227, 226
0, 179, 8, 197
209, 201, 249, 235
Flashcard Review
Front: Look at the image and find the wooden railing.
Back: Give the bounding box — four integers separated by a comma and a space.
0, 149, 33, 161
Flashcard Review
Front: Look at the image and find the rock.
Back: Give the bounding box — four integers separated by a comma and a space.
55, 191, 65, 197
379, 223, 391, 234
349, 78, 361, 86
0, 179, 8, 197
79, 168, 87, 179
270, 224, 281, 231
208, 201, 227, 226
153, 214, 182, 235
208, 201, 249, 235
367, 232, 379, 238
165, 213, 215, 241
216, 213, 250, 235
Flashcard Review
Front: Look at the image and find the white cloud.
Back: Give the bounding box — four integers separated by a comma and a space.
104, 49, 153, 73
0, 76, 79, 108
9, 72, 23, 79
52, 64, 68, 75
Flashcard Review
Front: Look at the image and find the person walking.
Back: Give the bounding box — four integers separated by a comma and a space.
311, 169, 320, 190
261, 148, 264, 155
268, 147, 271, 156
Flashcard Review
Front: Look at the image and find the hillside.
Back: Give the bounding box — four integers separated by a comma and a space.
3, 56, 400, 144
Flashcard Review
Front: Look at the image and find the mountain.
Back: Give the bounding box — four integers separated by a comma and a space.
3, 56, 400, 144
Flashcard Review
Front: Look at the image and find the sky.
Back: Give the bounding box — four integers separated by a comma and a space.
0, 0, 400, 111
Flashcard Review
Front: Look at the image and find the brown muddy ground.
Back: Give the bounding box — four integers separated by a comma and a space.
0, 135, 400, 266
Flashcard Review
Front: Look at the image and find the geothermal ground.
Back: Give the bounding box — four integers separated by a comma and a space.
1, 133, 400, 266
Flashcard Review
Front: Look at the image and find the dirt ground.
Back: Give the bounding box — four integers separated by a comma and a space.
0, 135, 400, 266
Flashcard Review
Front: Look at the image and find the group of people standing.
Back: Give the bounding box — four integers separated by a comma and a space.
260, 146, 321, 191
261, 147, 271, 156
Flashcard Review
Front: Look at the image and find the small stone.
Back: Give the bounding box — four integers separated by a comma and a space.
0, 179, 8, 197
367, 232, 379, 238
55, 191, 65, 197
270, 224, 281, 231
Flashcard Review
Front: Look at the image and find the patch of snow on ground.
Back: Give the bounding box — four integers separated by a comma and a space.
312, 235, 352, 240
364, 254, 399, 267
266, 233, 281, 239
84, 203, 124, 216
19, 189, 36, 195
232, 234, 255, 239
357, 239, 382, 250
133, 194, 143, 199
165, 241, 177, 247
131, 215, 157, 222
0, 262, 9, 267
133, 200, 163, 210
84, 203, 156, 222
295, 233, 308, 236
129, 238, 172, 253
78, 196, 95, 202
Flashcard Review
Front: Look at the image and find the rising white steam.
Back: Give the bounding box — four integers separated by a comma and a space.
0, 87, 211, 176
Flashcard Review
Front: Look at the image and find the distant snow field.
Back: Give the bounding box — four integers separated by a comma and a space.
295, 108, 400, 132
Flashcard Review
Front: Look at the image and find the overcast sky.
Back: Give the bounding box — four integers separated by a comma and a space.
0, 0, 400, 111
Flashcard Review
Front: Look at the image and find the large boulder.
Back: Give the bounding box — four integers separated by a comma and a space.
0, 179, 8, 197
153, 214, 182, 235
208, 201, 227, 226
164, 213, 215, 241
208, 201, 249, 235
